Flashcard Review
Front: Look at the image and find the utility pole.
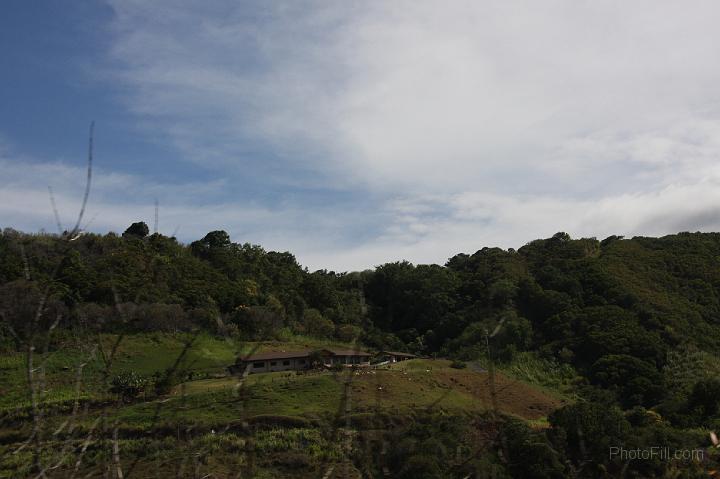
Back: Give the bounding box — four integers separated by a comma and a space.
153, 198, 159, 235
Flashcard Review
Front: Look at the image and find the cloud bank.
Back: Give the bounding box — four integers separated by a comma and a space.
6, 1, 720, 270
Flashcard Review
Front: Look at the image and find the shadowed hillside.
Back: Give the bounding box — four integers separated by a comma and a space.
2, 228, 720, 477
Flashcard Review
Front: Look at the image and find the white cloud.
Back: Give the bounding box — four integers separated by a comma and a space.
15, 0, 720, 270
313, 178, 720, 271
0, 151, 376, 270
4, 150, 720, 272
104, 1, 720, 188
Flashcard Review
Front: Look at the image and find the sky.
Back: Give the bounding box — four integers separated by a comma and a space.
3, 1, 720, 271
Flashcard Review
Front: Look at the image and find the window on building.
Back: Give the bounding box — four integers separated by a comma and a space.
299, 359, 306, 365
283, 360, 290, 366
253, 362, 265, 368
270, 361, 277, 366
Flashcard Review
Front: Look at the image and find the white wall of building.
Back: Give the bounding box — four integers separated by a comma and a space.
244, 354, 370, 374
246, 357, 309, 374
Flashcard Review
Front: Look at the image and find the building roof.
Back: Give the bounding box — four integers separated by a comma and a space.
240, 350, 311, 362
239, 348, 371, 362
323, 348, 372, 357
381, 351, 417, 357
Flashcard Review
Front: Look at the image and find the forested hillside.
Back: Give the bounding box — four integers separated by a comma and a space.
3, 227, 720, 410
2, 225, 720, 477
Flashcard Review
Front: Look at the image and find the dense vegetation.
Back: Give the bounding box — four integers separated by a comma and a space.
2, 225, 720, 477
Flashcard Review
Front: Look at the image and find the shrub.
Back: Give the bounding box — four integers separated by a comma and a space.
246, 414, 313, 429
272, 451, 311, 469
450, 360, 467, 369
110, 371, 148, 401
153, 367, 182, 395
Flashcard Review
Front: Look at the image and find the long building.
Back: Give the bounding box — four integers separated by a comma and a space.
230, 348, 372, 375
378, 351, 417, 363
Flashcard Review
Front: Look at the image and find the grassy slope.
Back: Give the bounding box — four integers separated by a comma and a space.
0, 334, 567, 478
0, 333, 238, 411
0, 333, 363, 411
100, 359, 563, 437
1, 334, 565, 421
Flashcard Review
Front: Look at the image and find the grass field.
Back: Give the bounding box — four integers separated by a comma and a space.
0, 334, 567, 419
0, 333, 366, 411
151, 357, 565, 423
0, 334, 570, 478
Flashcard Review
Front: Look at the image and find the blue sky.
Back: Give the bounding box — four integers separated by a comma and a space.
3, 1, 720, 271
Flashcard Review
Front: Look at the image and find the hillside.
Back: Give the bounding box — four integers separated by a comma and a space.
0, 333, 564, 478
2, 227, 720, 477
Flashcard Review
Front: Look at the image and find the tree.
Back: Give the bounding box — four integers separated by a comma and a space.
190, 230, 231, 259
688, 378, 720, 419
0, 280, 66, 347
502, 418, 565, 478
202, 230, 231, 248
303, 308, 334, 338
591, 354, 665, 407
307, 350, 325, 368
123, 222, 149, 238
336, 324, 361, 342
365, 261, 458, 333
231, 305, 283, 340
396, 455, 441, 479
549, 401, 630, 474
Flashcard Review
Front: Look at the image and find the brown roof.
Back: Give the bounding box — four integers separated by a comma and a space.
239, 348, 371, 362
240, 350, 311, 362
323, 348, 372, 357
381, 351, 417, 357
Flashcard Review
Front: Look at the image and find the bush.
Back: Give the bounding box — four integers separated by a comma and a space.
397, 455, 441, 479
341, 412, 397, 430
153, 367, 183, 395
110, 371, 148, 401
272, 451, 311, 469
450, 360, 467, 369
246, 414, 313, 429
